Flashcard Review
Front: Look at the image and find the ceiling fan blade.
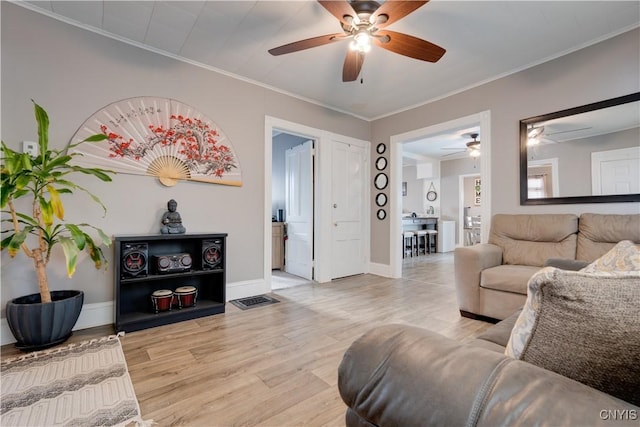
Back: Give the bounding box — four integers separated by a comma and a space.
268, 33, 347, 56
371, 1, 429, 28
373, 30, 445, 62
318, 0, 357, 27
343, 50, 365, 82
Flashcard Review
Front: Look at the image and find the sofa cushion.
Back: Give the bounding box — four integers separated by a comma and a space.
577, 213, 640, 262
476, 308, 522, 348
505, 258, 640, 405
543, 258, 590, 271
466, 338, 505, 354
489, 214, 578, 266
480, 265, 540, 295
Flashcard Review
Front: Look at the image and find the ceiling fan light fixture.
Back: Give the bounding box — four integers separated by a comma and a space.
469, 148, 481, 158
350, 30, 372, 52
527, 126, 543, 146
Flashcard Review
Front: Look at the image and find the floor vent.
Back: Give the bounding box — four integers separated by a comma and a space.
230, 295, 280, 310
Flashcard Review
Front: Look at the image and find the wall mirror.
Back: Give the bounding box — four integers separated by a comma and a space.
520, 92, 640, 205
375, 193, 387, 207
374, 173, 388, 190
375, 156, 387, 170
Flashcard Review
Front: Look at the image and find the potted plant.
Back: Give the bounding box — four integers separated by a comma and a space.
1, 101, 114, 350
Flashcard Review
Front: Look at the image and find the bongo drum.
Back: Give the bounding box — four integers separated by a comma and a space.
151, 289, 174, 313
174, 286, 197, 308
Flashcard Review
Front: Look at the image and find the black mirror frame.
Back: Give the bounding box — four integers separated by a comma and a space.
520, 92, 640, 205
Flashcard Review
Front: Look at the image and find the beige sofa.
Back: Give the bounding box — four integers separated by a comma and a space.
454, 213, 640, 320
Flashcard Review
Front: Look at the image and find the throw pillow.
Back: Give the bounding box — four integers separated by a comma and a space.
505, 260, 640, 405
580, 239, 640, 274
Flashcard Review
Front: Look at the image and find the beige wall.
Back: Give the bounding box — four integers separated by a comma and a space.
401, 165, 422, 214
0, 3, 369, 307
370, 28, 640, 264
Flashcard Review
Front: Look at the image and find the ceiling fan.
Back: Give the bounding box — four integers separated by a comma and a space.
442, 133, 481, 158
527, 124, 594, 146
268, 0, 446, 82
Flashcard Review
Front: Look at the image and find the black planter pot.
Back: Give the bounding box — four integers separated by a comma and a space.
6, 290, 84, 351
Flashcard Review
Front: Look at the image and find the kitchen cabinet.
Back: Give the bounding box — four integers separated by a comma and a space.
272, 222, 285, 270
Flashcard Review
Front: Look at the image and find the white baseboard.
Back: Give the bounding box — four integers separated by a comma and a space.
226, 278, 269, 301
1, 279, 272, 346
368, 262, 392, 277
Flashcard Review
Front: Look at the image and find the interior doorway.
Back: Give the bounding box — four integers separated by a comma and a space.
459, 173, 482, 246
271, 131, 315, 287
389, 111, 492, 278
264, 116, 371, 291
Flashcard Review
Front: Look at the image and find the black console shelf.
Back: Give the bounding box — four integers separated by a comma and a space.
114, 233, 227, 333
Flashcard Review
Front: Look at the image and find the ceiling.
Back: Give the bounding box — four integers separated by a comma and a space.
18, 1, 639, 123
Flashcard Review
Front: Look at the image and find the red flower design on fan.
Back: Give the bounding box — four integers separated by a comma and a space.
101, 115, 237, 178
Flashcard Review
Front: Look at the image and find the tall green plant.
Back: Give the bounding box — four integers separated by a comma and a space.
1, 101, 115, 303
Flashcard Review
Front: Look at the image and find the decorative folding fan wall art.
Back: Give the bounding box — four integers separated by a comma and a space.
70, 97, 242, 187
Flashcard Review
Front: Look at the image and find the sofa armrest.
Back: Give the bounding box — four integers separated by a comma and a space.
454, 243, 503, 315
338, 324, 639, 427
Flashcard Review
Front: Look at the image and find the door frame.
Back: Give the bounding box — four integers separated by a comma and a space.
389, 111, 492, 278
458, 173, 481, 246
265, 116, 371, 286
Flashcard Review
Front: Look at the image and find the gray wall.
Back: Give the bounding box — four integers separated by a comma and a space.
0, 3, 369, 307
402, 165, 423, 214
370, 28, 640, 264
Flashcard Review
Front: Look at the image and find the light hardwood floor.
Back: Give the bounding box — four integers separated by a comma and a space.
1, 252, 492, 426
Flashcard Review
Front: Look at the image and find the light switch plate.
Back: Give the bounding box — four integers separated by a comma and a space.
22, 141, 38, 156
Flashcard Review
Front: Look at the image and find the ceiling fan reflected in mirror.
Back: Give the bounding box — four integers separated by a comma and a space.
268, 0, 446, 82
527, 124, 594, 146
442, 133, 481, 158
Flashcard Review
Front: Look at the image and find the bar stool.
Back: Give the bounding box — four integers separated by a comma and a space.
425, 229, 438, 254
403, 231, 415, 258
415, 229, 428, 255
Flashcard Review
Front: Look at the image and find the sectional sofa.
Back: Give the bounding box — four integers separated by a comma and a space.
454, 213, 640, 320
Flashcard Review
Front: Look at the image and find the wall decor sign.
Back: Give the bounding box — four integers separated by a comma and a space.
474, 178, 482, 205
70, 97, 242, 187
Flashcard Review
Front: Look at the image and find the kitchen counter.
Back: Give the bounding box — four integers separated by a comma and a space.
402, 216, 438, 230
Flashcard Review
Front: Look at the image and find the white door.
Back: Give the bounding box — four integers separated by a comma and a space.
331, 140, 366, 279
592, 147, 640, 195
285, 140, 313, 280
